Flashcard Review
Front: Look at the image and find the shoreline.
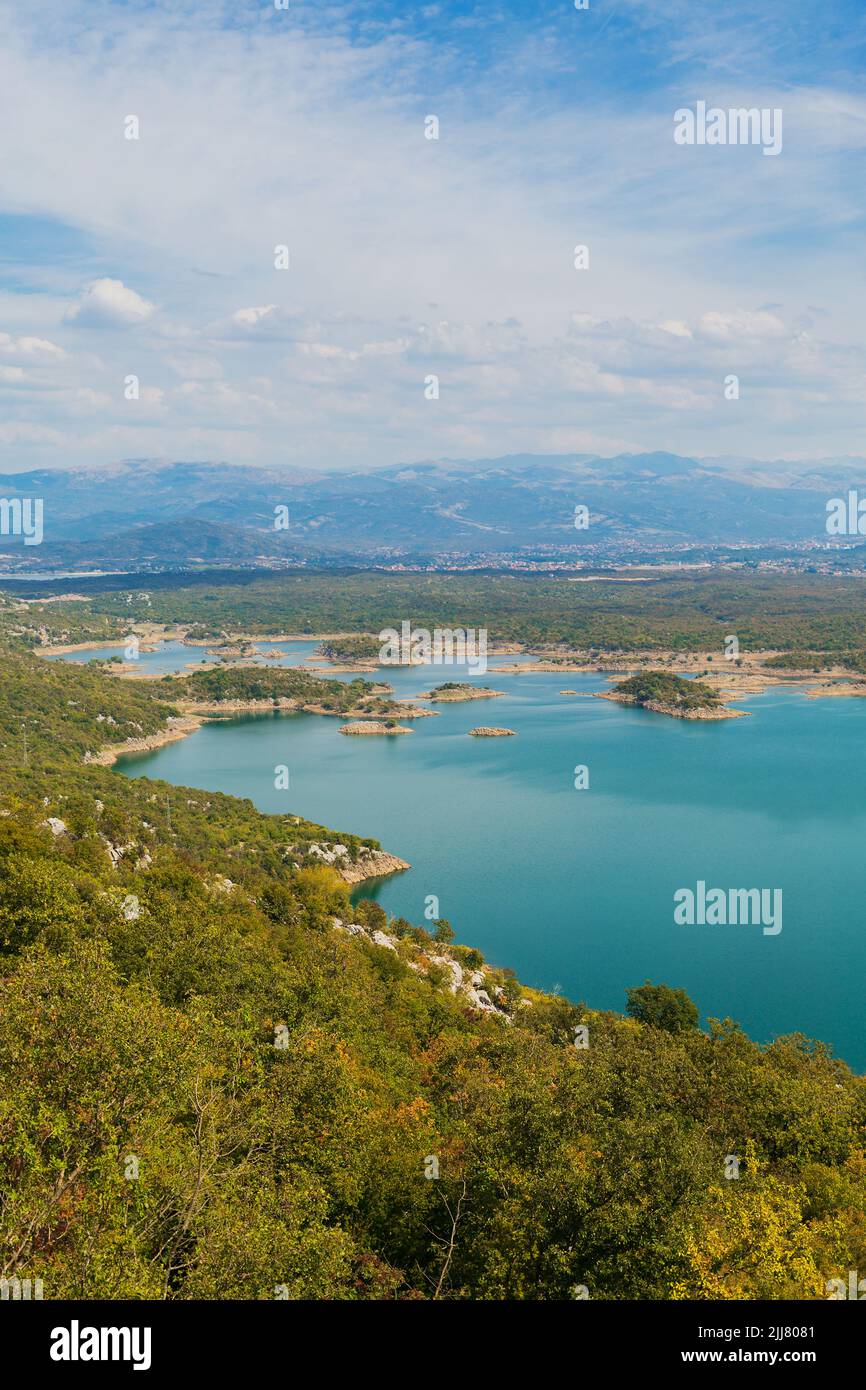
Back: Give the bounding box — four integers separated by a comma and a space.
417, 685, 506, 703
93, 712, 414, 885
42, 628, 866, 705
594, 691, 746, 720
85, 715, 205, 767
77, 642, 866, 778
340, 849, 411, 885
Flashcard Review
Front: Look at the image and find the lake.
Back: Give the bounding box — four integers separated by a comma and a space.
110, 648, 866, 1071
47, 637, 321, 677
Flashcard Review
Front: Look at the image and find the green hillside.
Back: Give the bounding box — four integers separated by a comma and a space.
0, 635, 863, 1300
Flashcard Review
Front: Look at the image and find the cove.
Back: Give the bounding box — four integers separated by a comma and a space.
114, 658, 866, 1072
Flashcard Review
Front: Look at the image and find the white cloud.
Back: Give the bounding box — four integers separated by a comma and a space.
659, 320, 693, 339
166, 354, 223, 380
0, 4, 862, 466
231, 306, 277, 329
66, 279, 155, 329
0, 422, 65, 447
0, 331, 65, 361
698, 310, 786, 342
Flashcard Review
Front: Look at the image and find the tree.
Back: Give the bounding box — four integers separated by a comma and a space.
433, 918, 455, 944
625, 981, 699, 1034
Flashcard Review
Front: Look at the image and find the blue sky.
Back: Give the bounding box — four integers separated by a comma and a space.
0, 0, 865, 471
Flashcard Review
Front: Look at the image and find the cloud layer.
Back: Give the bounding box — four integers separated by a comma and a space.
0, 0, 864, 471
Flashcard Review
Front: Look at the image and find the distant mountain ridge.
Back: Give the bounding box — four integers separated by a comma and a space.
2, 452, 865, 568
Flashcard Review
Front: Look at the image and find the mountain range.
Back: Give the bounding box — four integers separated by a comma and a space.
1, 452, 865, 570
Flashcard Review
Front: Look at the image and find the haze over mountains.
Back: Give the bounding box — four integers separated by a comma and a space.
2, 452, 865, 571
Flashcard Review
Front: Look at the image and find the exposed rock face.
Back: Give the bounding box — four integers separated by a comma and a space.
426, 955, 501, 1013
101, 836, 139, 867
339, 721, 412, 735
330, 920, 506, 1016
179, 698, 298, 714
337, 847, 411, 884
468, 726, 516, 737
594, 692, 745, 720
307, 842, 351, 867
370, 929, 397, 951
419, 685, 505, 702
84, 715, 204, 766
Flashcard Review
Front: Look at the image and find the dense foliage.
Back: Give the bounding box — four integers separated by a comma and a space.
611, 672, 721, 711
0, 608, 864, 1300
162, 666, 398, 715
318, 635, 382, 662
56, 569, 866, 655
0, 648, 175, 770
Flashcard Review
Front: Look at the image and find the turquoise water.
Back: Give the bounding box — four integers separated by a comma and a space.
46, 638, 322, 676
115, 662, 866, 1072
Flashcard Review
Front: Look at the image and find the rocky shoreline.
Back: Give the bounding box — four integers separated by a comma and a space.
44, 628, 866, 708
594, 692, 746, 720
337, 848, 411, 883
418, 684, 505, 702
339, 721, 413, 735
84, 715, 205, 766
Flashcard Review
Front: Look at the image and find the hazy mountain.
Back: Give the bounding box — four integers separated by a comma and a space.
1, 453, 864, 569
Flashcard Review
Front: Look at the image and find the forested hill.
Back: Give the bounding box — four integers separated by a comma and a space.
1, 639, 864, 1299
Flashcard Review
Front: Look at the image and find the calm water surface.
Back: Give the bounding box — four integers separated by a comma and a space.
111, 650, 866, 1070
47, 638, 321, 676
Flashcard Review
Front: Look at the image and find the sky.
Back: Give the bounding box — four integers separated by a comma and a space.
0, 0, 865, 473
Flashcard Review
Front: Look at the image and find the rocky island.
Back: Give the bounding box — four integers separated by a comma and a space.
339, 721, 413, 735
419, 682, 505, 702
468, 726, 516, 737
595, 671, 745, 720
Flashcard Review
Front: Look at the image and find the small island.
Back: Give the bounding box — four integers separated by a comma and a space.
339, 721, 413, 735
419, 682, 505, 702
595, 671, 745, 720
468, 726, 516, 737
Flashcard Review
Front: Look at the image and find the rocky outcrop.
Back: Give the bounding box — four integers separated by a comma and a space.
339, 721, 412, 735
594, 692, 745, 720
468, 726, 516, 737
331, 919, 507, 1017
336, 847, 411, 883
307, 841, 352, 868
427, 955, 502, 1014
419, 685, 505, 702
84, 715, 204, 766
